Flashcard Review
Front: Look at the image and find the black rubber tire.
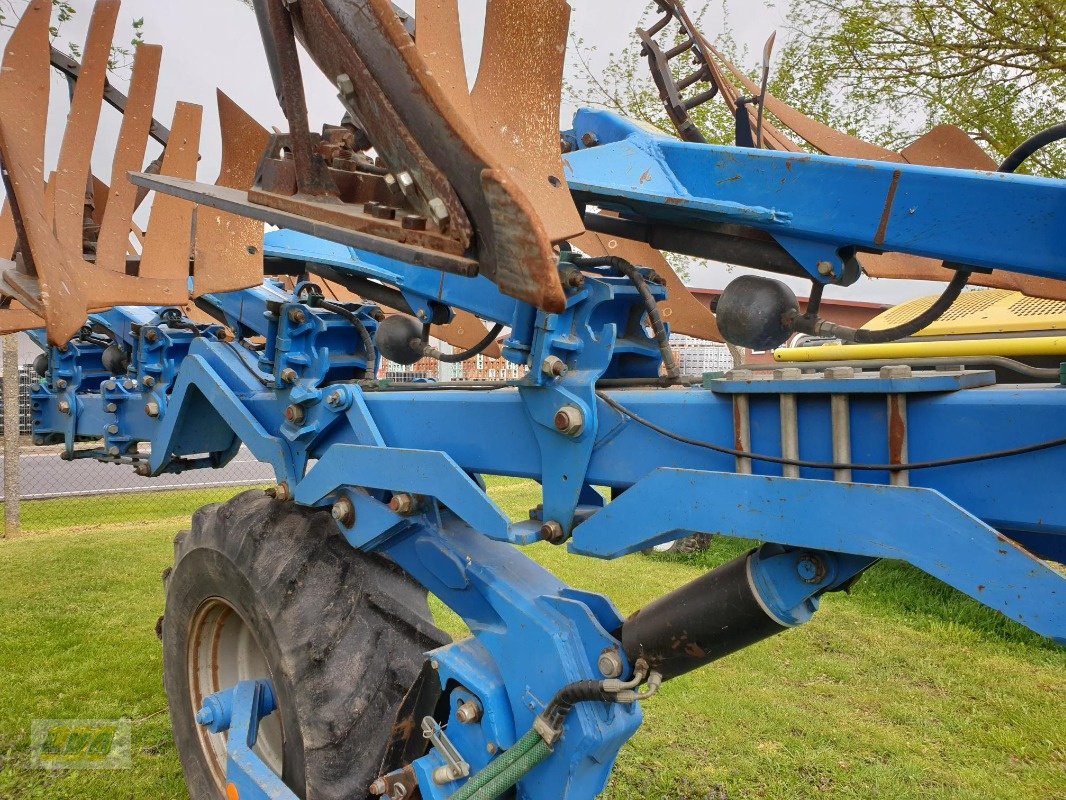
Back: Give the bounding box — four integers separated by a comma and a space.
161, 490, 448, 800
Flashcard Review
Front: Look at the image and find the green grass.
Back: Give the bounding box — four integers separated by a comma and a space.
0, 479, 1063, 799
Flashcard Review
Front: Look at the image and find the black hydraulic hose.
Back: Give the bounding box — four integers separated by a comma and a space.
426, 323, 504, 363
543, 680, 615, 729
596, 389, 1066, 472
316, 299, 376, 360
572, 256, 680, 379
997, 122, 1066, 175
800, 268, 972, 345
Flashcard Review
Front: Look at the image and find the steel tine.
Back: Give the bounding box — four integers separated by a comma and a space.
95, 43, 163, 272
139, 101, 202, 282
414, 0, 474, 120
191, 91, 269, 297
52, 0, 120, 253
0, 302, 44, 334
470, 0, 582, 243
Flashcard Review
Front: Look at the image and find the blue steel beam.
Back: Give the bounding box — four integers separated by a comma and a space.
564, 110, 1066, 284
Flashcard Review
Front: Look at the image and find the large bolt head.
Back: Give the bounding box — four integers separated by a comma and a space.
539, 520, 565, 544
553, 405, 584, 436
455, 700, 482, 724
145, 401, 160, 417
57, 400, 71, 414
598, 650, 624, 678
541, 356, 568, 379
389, 493, 418, 515
285, 404, 305, 424
331, 497, 356, 527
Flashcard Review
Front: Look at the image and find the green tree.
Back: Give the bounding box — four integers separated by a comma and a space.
567, 0, 1066, 176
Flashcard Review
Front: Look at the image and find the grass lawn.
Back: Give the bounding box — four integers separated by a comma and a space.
0, 479, 1063, 799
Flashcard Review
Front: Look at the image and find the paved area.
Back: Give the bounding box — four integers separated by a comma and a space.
0, 446, 274, 500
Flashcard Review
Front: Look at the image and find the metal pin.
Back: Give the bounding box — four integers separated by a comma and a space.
780, 393, 799, 478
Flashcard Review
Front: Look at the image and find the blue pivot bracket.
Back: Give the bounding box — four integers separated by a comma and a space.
196, 679, 297, 800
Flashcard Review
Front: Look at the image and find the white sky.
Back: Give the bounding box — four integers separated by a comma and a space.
19, 0, 942, 305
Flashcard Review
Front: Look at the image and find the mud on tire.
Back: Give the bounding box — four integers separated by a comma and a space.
160, 490, 448, 800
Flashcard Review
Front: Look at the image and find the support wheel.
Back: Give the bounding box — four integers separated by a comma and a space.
160, 490, 448, 800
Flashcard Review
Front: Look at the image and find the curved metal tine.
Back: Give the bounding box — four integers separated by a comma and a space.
52, 0, 120, 253
470, 0, 582, 243
139, 101, 202, 282
414, 0, 474, 120
95, 43, 162, 272
191, 91, 270, 298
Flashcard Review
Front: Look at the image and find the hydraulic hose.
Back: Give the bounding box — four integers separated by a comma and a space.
572, 256, 680, 379
423, 323, 504, 363
997, 122, 1066, 175
448, 730, 542, 800
316, 299, 376, 360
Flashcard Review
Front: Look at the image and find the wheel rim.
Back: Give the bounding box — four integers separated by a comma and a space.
188, 598, 285, 789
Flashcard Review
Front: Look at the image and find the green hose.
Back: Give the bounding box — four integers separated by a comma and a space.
448, 729, 543, 800
463, 738, 553, 800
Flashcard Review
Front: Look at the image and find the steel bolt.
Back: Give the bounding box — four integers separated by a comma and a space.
274, 483, 292, 502
124, 379, 137, 390
581, 131, 600, 148
107, 424, 119, 435
797, 554, 827, 584
57, 400, 71, 415
103, 381, 116, 391
560, 268, 586, 291
879, 364, 912, 380
285, 404, 305, 424
389, 493, 418, 515
456, 700, 482, 724
539, 520, 565, 544
816, 260, 834, 276
145, 401, 160, 417
143, 375, 156, 388
486, 742, 498, 754
427, 197, 450, 229
327, 390, 343, 407
331, 496, 356, 527
108, 446, 120, 457
432, 766, 457, 785
541, 356, 568, 379
368, 778, 387, 796
56, 379, 68, 390
553, 405, 584, 436
401, 214, 427, 231
598, 650, 624, 678
280, 367, 298, 384
288, 308, 306, 325
106, 402, 118, 413
396, 171, 415, 196
145, 329, 159, 343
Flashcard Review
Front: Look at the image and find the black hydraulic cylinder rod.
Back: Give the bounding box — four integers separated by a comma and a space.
618, 551, 787, 681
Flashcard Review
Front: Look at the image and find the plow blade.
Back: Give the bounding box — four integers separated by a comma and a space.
235, 0, 581, 314
0, 1, 271, 343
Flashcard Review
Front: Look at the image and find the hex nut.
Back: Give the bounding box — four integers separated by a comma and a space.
401, 214, 427, 231
581, 131, 600, 147
598, 650, 624, 678
280, 368, 298, 384
106, 402, 118, 413
331, 496, 356, 527
143, 375, 156, 388
285, 404, 305, 424
145, 401, 160, 418
539, 520, 565, 544
553, 405, 584, 436
541, 356, 568, 378
773, 367, 803, 381
822, 366, 856, 380
57, 400, 71, 415
456, 700, 482, 724
288, 308, 306, 325
107, 424, 119, 435
389, 493, 419, 515
273, 483, 292, 502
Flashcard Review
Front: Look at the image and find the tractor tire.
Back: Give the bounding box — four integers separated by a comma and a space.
160, 490, 448, 800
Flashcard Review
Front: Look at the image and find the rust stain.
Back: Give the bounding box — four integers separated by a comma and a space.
874, 170, 902, 246
887, 395, 906, 465
639, 169, 652, 184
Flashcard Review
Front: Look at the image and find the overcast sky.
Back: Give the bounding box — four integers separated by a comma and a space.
20, 0, 941, 305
